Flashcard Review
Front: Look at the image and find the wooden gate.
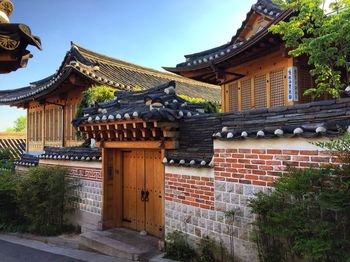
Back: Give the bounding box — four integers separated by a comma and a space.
121, 149, 164, 237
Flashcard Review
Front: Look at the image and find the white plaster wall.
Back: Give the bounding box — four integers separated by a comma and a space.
215, 137, 329, 150
40, 159, 102, 169
165, 166, 214, 178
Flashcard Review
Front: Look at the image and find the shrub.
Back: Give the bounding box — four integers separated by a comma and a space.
16, 166, 80, 235
0, 170, 20, 224
197, 236, 234, 262
165, 230, 196, 262
249, 134, 350, 262
0, 148, 14, 170
165, 231, 235, 262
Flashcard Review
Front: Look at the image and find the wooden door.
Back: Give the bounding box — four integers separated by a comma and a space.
121, 149, 164, 238
122, 150, 145, 231
145, 150, 164, 238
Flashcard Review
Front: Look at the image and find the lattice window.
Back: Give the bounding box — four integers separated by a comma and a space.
254, 75, 267, 109
241, 79, 251, 111
49, 108, 54, 141
270, 70, 285, 107
45, 108, 50, 141
56, 107, 62, 141
299, 67, 313, 103
228, 82, 239, 112
35, 111, 40, 141
65, 104, 74, 141
28, 112, 33, 141
71, 104, 77, 140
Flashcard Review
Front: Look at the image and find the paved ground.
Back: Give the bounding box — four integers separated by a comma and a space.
0, 234, 130, 262
0, 239, 82, 262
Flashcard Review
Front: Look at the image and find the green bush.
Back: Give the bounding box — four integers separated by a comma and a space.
165, 230, 196, 262
0, 148, 14, 170
16, 166, 80, 235
197, 236, 234, 262
249, 134, 350, 262
0, 170, 20, 224
165, 231, 234, 262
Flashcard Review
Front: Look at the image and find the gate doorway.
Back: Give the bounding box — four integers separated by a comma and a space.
102, 148, 165, 238
122, 150, 164, 237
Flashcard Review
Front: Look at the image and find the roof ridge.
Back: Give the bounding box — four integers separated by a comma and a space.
71, 43, 219, 90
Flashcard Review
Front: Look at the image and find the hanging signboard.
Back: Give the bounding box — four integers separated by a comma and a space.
287, 66, 298, 102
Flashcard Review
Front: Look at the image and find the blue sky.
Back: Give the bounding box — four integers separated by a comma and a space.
0, 0, 255, 131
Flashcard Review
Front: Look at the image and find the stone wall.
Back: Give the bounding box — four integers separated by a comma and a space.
164, 137, 335, 262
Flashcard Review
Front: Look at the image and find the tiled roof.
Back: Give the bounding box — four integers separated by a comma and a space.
164, 115, 221, 168
39, 146, 102, 162
165, 98, 350, 168
72, 81, 206, 127
14, 154, 38, 167
164, 0, 289, 74
213, 99, 350, 140
0, 23, 41, 73
0, 43, 220, 106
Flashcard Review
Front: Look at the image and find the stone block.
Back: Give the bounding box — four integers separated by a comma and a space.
215, 181, 226, 192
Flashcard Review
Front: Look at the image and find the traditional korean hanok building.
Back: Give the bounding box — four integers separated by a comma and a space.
0, 42, 220, 156
0, 0, 41, 73
0, 42, 219, 230
67, 80, 350, 261
165, 0, 318, 112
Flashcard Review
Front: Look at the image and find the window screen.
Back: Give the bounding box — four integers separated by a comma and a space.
241, 79, 251, 111
254, 75, 267, 109
270, 70, 285, 107
228, 82, 239, 112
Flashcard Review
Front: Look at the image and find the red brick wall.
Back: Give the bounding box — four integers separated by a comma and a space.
214, 149, 338, 187
165, 173, 215, 210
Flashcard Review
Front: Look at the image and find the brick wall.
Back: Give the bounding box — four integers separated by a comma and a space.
165, 173, 214, 210
214, 148, 337, 187
165, 138, 337, 262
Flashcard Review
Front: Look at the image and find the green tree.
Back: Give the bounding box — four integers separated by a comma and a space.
179, 94, 220, 113
6, 116, 26, 132
76, 85, 115, 118
271, 0, 350, 98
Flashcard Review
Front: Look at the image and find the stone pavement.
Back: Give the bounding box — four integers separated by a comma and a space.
0, 234, 130, 262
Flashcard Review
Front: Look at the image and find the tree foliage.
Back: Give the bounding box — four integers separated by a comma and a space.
6, 116, 26, 132
249, 134, 350, 261
76, 85, 115, 118
271, 0, 350, 98
179, 95, 221, 113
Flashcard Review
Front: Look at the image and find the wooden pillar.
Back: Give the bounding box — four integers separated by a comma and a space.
42, 105, 46, 151
26, 108, 29, 152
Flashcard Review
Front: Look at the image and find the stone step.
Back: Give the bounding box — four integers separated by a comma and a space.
80, 230, 154, 261
81, 223, 99, 233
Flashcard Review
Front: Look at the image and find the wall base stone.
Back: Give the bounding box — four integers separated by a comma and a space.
165, 200, 259, 262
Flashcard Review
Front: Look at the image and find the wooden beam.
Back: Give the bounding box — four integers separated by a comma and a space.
102, 140, 178, 149
153, 122, 179, 129
162, 130, 179, 138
